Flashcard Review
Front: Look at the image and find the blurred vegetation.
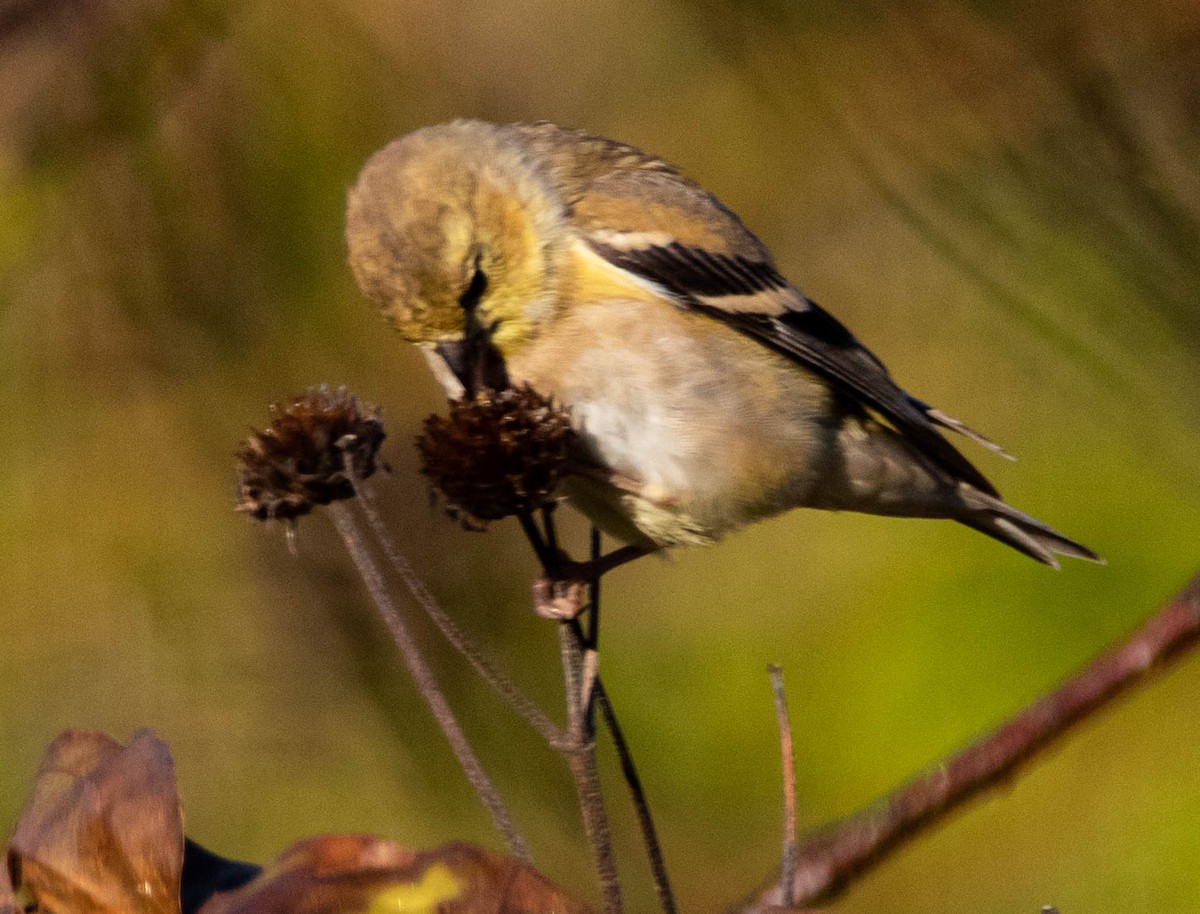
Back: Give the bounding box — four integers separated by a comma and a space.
2, 0, 1199, 911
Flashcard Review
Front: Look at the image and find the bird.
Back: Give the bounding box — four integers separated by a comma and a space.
345, 119, 1100, 569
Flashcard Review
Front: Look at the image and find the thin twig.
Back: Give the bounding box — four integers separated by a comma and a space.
570, 522, 677, 914
579, 635, 600, 715
522, 512, 677, 912
595, 683, 678, 914
739, 572, 1200, 912
521, 512, 622, 913
345, 477, 563, 745
767, 664, 797, 909
559, 619, 623, 914
327, 501, 530, 862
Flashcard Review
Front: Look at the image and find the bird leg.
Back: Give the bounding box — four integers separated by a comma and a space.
522, 506, 651, 620
559, 543, 653, 585
530, 545, 650, 620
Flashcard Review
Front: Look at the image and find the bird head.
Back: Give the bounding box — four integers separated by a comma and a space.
346, 121, 567, 393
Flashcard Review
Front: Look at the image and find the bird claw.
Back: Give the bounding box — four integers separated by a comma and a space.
532, 577, 586, 620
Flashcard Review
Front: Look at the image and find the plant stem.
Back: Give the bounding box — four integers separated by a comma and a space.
523, 512, 677, 913
767, 664, 797, 909
327, 501, 530, 862
521, 511, 622, 912
559, 619, 623, 914
346, 485, 563, 745
581, 525, 673, 914
595, 682, 678, 914
525, 513, 676, 911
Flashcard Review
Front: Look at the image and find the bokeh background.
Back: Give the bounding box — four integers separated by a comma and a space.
3, 0, 1199, 910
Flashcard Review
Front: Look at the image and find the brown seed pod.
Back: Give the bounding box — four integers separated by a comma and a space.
235, 387, 385, 522
416, 386, 577, 530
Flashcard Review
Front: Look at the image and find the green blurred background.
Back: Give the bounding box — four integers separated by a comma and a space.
2, 0, 1199, 910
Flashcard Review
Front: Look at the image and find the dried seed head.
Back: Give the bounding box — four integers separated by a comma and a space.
236, 387, 385, 522
416, 386, 576, 530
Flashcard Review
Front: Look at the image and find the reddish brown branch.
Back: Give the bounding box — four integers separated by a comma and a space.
741, 572, 1200, 912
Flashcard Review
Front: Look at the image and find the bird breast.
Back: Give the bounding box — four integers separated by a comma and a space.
507, 296, 838, 546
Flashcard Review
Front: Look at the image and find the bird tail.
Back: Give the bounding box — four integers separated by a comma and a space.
957, 487, 1103, 569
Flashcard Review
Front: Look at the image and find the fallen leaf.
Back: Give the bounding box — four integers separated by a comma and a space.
5, 732, 590, 914
6, 729, 183, 914
0, 842, 15, 914
198, 834, 593, 914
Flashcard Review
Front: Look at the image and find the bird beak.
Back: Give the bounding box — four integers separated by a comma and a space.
435, 319, 509, 396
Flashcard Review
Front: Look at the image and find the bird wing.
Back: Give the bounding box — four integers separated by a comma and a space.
504, 122, 1002, 496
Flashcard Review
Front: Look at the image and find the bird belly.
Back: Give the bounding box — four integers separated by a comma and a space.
507, 299, 837, 547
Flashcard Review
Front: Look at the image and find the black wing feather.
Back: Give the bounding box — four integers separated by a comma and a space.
696, 304, 999, 496
591, 239, 1000, 497
597, 239, 788, 297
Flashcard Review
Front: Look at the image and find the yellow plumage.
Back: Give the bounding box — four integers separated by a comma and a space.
346, 120, 1099, 567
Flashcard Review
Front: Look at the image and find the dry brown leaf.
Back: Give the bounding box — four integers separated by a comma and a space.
5, 731, 588, 914
0, 840, 15, 914
197, 834, 593, 914
6, 729, 183, 914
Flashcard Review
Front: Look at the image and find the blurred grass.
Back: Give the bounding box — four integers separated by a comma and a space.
2, 0, 1199, 911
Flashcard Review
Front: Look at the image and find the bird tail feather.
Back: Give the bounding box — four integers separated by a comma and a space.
958, 488, 1102, 569
920, 404, 1015, 461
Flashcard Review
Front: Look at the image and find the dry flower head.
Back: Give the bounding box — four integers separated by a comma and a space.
417, 386, 576, 530
236, 387, 385, 522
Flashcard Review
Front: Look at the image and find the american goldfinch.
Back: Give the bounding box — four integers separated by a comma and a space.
346, 120, 1099, 568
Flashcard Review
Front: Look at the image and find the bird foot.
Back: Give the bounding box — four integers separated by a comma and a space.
532, 544, 651, 620
532, 577, 586, 620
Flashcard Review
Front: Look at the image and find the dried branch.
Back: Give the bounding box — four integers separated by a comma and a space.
740, 572, 1200, 912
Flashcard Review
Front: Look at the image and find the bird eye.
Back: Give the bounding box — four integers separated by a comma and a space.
459, 260, 488, 312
